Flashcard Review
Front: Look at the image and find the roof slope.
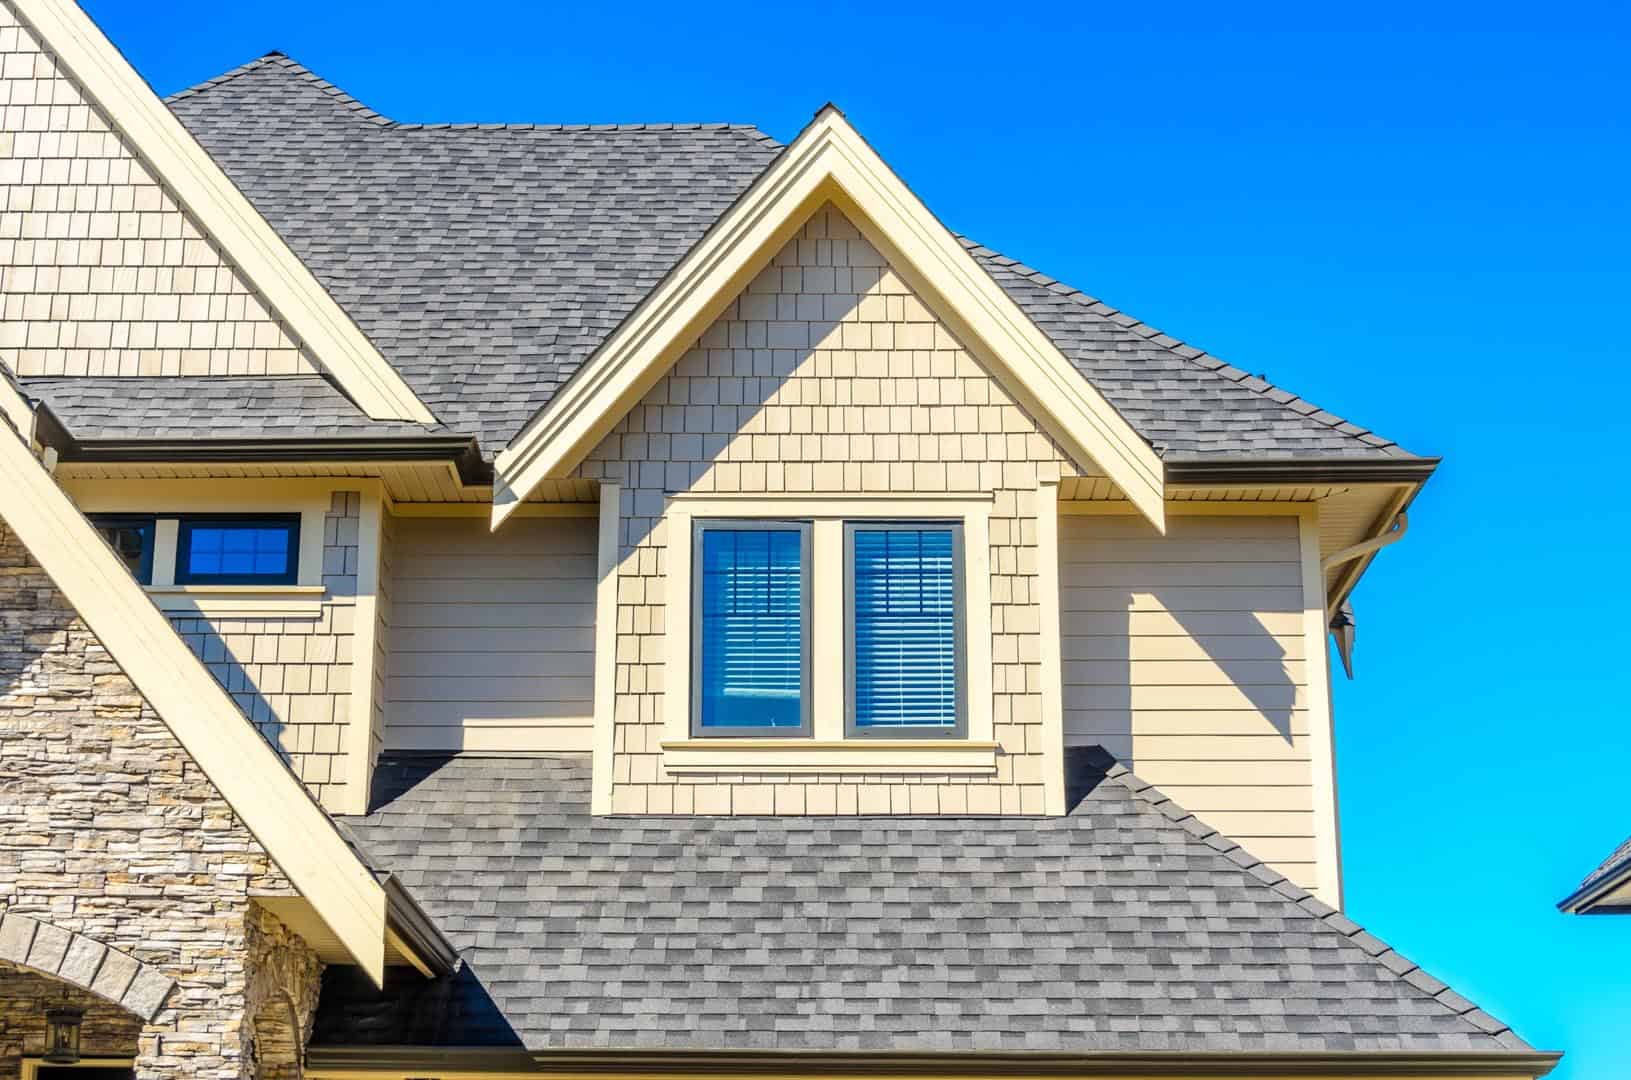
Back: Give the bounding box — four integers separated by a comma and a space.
21, 375, 446, 441
322, 748, 1525, 1054
165, 54, 780, 454
158, 54, 1417, 464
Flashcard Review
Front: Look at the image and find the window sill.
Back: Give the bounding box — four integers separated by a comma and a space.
144, 584, 330, 618
659, 738, 1000, 776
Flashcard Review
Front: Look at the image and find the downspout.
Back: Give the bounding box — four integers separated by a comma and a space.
1319, 512, 1408, 679
1321, 511, 1408, 575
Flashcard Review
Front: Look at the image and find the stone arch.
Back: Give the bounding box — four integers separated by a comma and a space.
0, 912, 174, 1021
243, 908, 324, 1080
247, 992, 304, 1080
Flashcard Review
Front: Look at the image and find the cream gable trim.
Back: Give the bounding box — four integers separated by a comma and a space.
492, 107, 1166, 531
0, 422, 390, 984
8, 0, 436, 425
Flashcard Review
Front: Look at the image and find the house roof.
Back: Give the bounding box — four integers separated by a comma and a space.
18, 52, 1419, 471
319, 747, 1527, 1055
1558, 834, 1631, 913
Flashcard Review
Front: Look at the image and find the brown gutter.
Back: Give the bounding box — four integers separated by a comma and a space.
381, 875, 460, 976
53, 435, 491, 485
306, 1046, 1561, 1078
1164, 456, 1441, 487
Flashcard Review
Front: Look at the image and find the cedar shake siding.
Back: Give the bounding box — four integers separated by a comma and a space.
0, 5, 315, 377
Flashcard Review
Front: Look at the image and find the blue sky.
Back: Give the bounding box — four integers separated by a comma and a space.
83, 0, 1631, 1075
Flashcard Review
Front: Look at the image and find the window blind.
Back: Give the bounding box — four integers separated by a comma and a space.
698, 528, 805, 730
851, 527, 959, 730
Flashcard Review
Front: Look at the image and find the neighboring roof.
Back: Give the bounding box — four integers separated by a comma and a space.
320, 748, 1528, 1055
1558, 834, 1631, 914
160, 53, 1422, 467
20, 375, 447, 442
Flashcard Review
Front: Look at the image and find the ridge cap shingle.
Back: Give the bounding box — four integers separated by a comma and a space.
165, 51, 395, 126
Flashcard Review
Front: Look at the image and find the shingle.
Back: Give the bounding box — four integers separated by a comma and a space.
155, 54, 1423, 465
320, 747, 1527, 1054
20, 375, 447, 441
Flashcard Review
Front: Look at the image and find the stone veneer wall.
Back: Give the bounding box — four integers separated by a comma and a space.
0, 521, 323, 1079
577, 204, 1081, 815
170, 493, 360, 808
0, 2, 316, 377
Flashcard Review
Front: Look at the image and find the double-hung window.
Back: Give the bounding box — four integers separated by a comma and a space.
692, 522, 811, 736
689, 518, 966, 739
845, 523, 965, 737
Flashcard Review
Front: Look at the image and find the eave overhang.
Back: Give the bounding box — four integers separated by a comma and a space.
1557, 853, 1631, 914
305, 1047, 1562, 1079
1164, 456, 1441, 488
51, 435, 491, 485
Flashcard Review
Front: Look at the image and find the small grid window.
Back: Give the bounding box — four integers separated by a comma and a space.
89, 515, 155, 585
175, 516, 299, 585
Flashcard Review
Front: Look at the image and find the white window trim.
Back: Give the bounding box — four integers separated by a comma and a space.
660, 493, 994, 774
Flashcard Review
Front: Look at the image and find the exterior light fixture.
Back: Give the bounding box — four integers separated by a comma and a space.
42, 1005, 84, 1064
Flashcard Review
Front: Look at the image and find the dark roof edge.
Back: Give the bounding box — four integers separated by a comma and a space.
381, 875, 460, 976
306, 1047, 1562, 1077
1164, 456, 1441, 487
56, 436, 491, 485
1557, 850, 1631, 913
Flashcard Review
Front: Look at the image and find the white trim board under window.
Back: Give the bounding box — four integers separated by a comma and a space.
661, 494, 994, 774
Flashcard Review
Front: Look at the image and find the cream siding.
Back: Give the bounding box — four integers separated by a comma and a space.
0, 2, 315, 377
383, 515, 597, 751
577, 203, 1082, 815
169, 491, 361, 807
1058, 511, 1321, 888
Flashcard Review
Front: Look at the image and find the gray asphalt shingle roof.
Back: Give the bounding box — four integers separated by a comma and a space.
324, 748, 1526, 1054
124, 53, 1421, 464
1581, 835, 1631, 889
19, 375, 447, 441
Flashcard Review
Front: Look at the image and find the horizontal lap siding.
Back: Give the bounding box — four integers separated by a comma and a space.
384, 516, 596, 752
1059, 513, 1316, 887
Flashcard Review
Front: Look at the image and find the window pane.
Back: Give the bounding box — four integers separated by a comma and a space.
852, 528, 958, 729
699, 528, 804, 730
182, 521, 293, 582
93, 519, 153, 585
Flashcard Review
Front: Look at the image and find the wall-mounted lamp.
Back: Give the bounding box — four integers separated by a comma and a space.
43, 1005, 84, 1064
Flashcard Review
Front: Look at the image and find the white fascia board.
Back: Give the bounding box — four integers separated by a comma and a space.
0, 422, 389, 985
492, 107, 1166, 531
9, 0, 436, 425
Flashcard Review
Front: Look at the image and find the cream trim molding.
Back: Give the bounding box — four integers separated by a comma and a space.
590, 482, 621, 815
660, 739, 1000, 776
491, 107, 1166, 531
1300, 508, 1344, 909
0, 423, 390, 984
8, 0, 435, 425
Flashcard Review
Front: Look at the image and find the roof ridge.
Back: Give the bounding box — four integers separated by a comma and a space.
165, 50, 396, 127
167, 54, 784, 143
1077, 747, 1527, 1049
959, 238, 1410, 458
